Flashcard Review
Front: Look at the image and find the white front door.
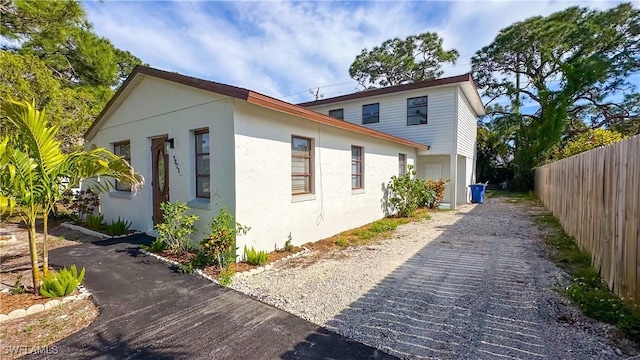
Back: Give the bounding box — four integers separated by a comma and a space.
425, 163, 442, 181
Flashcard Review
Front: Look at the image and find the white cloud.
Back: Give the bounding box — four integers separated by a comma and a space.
85, 0, 630, 103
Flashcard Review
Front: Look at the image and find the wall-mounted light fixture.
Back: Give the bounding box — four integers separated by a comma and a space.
165, 138, 175, 151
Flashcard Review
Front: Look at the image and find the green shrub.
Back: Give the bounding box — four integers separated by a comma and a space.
10, 274, 25, 295
218, 266, 235, 286
553, 128, 626, 161
105, 217, 132, 236
387, 165, 436, 217
284, 233, 295, 252
191, 250, 215, 268
426, 178, 449, 205
148, 238, 168, 253
40, 265, 85, 298
85, 214, 105, 230
175, 263, 194, 274
155, 202, 198, 254
200, 208, 249, 269
244, 245, 268, 266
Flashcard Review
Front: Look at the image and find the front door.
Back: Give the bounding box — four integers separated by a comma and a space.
152, 137, 169, 225
425, 163, 442, 181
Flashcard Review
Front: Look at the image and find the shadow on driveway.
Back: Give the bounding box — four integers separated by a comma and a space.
34, 234, 395, 360
324, 197, 600, 359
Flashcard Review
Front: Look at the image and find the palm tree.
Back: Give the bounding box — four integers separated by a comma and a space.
0, 99, 143, 292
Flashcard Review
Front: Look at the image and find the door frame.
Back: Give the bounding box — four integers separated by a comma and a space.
151, 136, 169, 226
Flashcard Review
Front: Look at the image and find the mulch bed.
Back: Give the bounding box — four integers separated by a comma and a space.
154, 247, 304, 280
0, 292, 51, 314
0, 290, 81, 314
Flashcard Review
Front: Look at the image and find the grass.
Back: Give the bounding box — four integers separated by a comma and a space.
325, 207, 433, 248
503, 192, 640, 343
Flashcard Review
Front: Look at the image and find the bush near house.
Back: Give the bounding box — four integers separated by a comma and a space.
387, 165, 438, 217
199, 208, 250, 270
154, 202, 198, 254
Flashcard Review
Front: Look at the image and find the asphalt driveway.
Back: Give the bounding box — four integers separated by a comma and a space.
34, 235, 393, 359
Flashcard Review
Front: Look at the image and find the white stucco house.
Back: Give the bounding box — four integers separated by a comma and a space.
85, 66, 484, 253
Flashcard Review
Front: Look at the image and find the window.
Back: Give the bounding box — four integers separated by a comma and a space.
195, 130, 210, 199
407, 96, 427, 125
292, 136, 313, 195
351, 146, 363, 189
113, 141, 131, 191
362, 103, 379, 124
328, 109, 344, 120
399, 153, 407, 176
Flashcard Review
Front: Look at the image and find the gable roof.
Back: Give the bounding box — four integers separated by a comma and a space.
297, 74, 485, 116
85, 66, 429, 150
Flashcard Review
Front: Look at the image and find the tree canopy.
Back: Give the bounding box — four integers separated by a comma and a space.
0, 0, 144, 151
472, 3, 640, 189
349, 32, 458, 89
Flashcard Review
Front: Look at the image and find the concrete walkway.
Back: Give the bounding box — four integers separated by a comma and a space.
37, 236, 393, 359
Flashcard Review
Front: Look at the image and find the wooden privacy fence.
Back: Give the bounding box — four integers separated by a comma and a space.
535, 135, 640, 304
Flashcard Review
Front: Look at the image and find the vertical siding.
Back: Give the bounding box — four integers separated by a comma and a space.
456, 89, 477, 158
306, 87, 458, 154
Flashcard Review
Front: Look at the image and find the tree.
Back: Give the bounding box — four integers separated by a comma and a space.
0, 52, 109, 152
552, 128, 626, 160
476, 122, 513, 185
0, 99, 143, 292
349, 32, 458, 89
1, 0, 144, 151
472, 4, 640, 189
2, 0, 142, 88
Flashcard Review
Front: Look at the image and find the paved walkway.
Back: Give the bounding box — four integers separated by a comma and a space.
37, 236, 393, 359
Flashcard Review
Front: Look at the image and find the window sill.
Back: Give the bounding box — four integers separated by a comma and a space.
108, 191, 132, 199
187, 198, 210, 210
352, 188, 365, 195
292, 193, 316, 203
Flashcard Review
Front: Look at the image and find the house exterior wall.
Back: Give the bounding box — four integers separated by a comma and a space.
304, 86, 458, 154
456, 88, 478, 159
85, 76, 236, 238
416, 155, 452, 204
232, 102, 417, 252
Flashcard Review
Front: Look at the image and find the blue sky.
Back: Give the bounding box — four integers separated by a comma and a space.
84, 0, 629, 104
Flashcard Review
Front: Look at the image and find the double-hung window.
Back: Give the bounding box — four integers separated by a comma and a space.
291, 136, 313, 195
351, 146, 363, 189
328, 109, 344, 120
113, 141, 131, 192
399, 153, 407, 176
362, 103, 379, 124
407, 96, 428, 125
195, 130, 210, 199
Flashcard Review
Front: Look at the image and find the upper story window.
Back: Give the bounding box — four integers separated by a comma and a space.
362, 103, 379, 124
351, 146, 363, 189
113, 141, 131, 192
195, 129, 210, 199
292, 136, 313, 195
399, 153, 406, 176
328, 109, 344, 120
407, 96, 428, 125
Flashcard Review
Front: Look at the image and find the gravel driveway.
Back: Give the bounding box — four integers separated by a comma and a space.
231, 197, 636, 359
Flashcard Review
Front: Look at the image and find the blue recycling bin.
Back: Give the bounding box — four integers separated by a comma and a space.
469, 184, 487, 204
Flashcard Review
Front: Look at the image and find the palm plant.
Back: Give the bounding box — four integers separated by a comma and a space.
0, 99, 143, 292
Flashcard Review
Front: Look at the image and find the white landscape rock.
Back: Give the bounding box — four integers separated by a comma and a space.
7, 309, 27, 319
44, 299, 62, 310
26, 304, 45, 314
